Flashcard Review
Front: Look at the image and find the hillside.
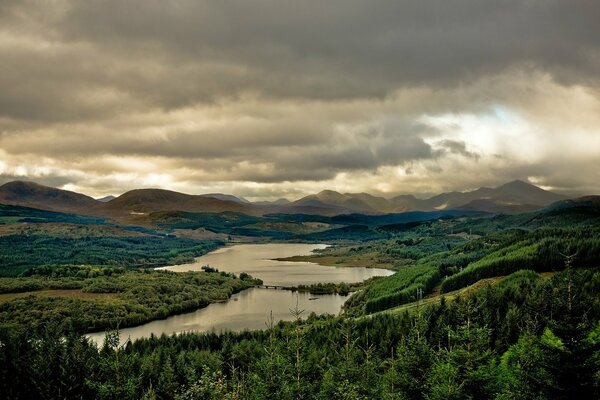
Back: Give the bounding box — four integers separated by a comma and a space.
0, 182, 264, 217
421, 180, 566, 210
0, 179, 570, 218
0, 181, 101, 213
105, 188, 261, 215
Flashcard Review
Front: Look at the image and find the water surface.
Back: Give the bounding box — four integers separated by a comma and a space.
88, 288, 348, 345
88, 243, 394, 345
162, 243, 393, 286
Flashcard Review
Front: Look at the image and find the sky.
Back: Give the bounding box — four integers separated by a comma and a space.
1, 0, 599, 200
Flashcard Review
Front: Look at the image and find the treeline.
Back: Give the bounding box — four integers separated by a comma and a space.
346, 226, 600, 314
0, 266, 260, 333
363, 268, 439, 314
0, 234, 223, 276
344, 264, 440, 315
441, 228, 600, 293
1, 268, 598, 399
342, 229, 515, 315
0, 203, 105, 225
290, 282, 353, 295
0, 265, 131, 293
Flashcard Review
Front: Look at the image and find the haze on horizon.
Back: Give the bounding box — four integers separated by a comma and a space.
1, 1, 599, 200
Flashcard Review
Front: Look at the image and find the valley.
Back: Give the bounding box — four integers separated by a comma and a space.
86, 242, 392, 345
0, 180, 598, 399
4, 3, 599, 398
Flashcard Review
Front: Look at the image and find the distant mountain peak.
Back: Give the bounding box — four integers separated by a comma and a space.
315, 189, 344, 198
96, 195, 116, 202
506, 179, 529, 185
200, 193, 250, 204
0, 179, 573, 217
499, 179, 538, 189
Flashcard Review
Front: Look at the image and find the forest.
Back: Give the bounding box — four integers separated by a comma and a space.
0, 265, 260, 332
0, 234, 223, 277
0, 268, 598, 399
0, 199, 599, 398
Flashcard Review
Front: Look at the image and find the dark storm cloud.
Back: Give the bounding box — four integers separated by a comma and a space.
61, 0, 600, 88
2, 0, 600, 120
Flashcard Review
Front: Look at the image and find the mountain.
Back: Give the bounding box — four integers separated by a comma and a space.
0, 179, 571, 217
389, 194, 420, 212
288, 180, 567, 215
407, 179, 567, 213
0, 181, 101, 213
96, 195, 116, 202
422, 180, 566, 211
255, 198, 290, 206
290, 191, 421, 214
199, 193, 250, 204
455, 199, 542, 214
105, 189, 261, 215
0, 182, 262, 217
106, 180, 568, 216
290, 190, 382, 214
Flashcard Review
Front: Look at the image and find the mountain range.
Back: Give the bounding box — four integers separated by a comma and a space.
0, 180, 569, 218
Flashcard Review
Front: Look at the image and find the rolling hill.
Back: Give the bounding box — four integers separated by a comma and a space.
104, 189, 260, 215
0, 179, 570, 217
0, 181, 101, 213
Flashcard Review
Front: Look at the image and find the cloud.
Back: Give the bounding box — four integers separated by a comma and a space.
0, 1, 599, 198
434, 140, 479, 159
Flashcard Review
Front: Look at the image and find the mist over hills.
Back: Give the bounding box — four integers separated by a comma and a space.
0, 179, 569, 217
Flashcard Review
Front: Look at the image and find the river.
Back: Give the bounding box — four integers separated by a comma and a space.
87, 243, 394, 345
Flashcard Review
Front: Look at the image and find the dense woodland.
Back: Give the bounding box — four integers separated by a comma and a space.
0, 268, 598, 399
0, 265, 260, 332
0, 199, 599, 398
0, 235, 223, 277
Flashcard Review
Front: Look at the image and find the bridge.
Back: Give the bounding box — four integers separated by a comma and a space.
256, 284, 290, 290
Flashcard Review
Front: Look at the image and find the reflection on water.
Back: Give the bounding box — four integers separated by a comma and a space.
161, 243, 393, 286
87, 288, 349, 345
88, 243, 394, 345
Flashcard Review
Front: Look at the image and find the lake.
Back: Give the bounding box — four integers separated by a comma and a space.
161, 243, 392, 286
88, 243, 394, 345
87, 288, 351, 345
